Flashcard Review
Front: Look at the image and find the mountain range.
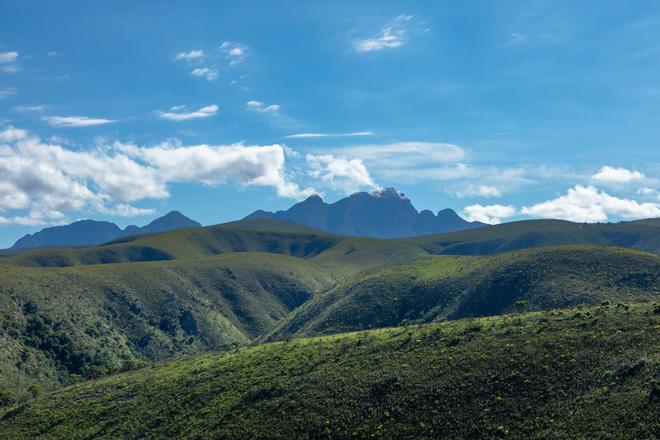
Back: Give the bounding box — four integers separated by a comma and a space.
8, 188, 483, 249
246, 187, 485, 238
11, 211, 201, 249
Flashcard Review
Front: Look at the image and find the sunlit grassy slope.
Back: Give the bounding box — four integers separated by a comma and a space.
1, 303, 657, 439
0, 252, 332, 396
268, 245, 660, 339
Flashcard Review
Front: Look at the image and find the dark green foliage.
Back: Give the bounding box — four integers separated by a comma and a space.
0, 304, 657, 439
270, 246, 660, 338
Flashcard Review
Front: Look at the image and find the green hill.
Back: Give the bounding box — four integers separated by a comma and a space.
269, 246, 660, 339
1, 303, 657, 439
413, 218, 660, 255
0, 253, 332, 397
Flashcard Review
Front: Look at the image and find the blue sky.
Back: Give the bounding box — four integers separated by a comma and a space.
1, 0, 660, 247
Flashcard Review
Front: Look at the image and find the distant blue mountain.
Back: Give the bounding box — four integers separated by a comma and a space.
245, 188, 485, 238
11, 211, 201, 249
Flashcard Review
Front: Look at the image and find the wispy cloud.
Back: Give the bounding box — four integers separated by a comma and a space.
157, 104, 219, 121
0, 87, 17, 99
246, 100, 281, 114
220, 41, 248, 66
0, 51, 19, 73
42, 115, 116, 127
0, 52, 18, 63
175, 50, 205, 61
286, 131, 374, 139
191, 67, 218, 81
13, 104, 46, 113
353, 15, 414, 53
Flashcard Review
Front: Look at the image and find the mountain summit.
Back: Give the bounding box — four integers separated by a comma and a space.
11, 211, 201, 249
245, 188, 484, 238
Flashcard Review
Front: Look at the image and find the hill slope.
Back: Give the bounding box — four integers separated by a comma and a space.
269, 246, 660, 339
246, 188, 484, 238
1, 304, 657, 439
0, 253, 332, 397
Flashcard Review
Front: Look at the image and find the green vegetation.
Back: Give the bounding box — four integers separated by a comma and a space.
1, 218, 659, 437
1, 303, 657, 439
0, 252, 332, 398
269, 245, 660, 338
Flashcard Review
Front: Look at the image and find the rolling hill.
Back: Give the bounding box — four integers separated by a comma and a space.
0, 252, 333, 397
268, 245, 660, 339
1, 303, 657, 439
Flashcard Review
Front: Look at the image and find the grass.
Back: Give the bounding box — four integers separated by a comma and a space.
0, 303, 657, 439
268, 245, 660, 339
0, 252, 333, 398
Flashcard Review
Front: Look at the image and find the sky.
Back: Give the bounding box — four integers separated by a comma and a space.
1, 0, 660, 247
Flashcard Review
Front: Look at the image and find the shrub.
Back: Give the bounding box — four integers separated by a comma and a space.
0, 388, 17, 408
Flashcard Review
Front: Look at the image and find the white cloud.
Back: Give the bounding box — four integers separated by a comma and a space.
13, 104, 46, 113
42, 115, 116, 127
157, 104, 219, 121
333, 142, 466, 168
353, 15, 414, 53
0, 51, 19, 73
462, 204, 516, 225
286, 131, 374, 139
306, 154, 379, 194
0, 52, 18, 63
246, 100, 281, 114
0, 87, 17, 99
0, 127, 313, 226
220, 41, 248, 65
96, 203, 155, 217
191, 67, 218, 81
454, 184, 502, 198
0, 126, 28, 142
175, 50, 205, 61
1, 65, 19, 73
591, 165, 646, 185
522, 185, 660, 222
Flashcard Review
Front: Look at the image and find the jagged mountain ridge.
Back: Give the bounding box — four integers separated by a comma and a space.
246, 188, 485, 238
11, 211, 201, 249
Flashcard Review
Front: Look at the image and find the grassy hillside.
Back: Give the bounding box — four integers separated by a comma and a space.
412, 218, 660, 255
1, 303, 657, 439
0, 253, 332, 398
269, 246, 660, 339
3, 217, 660, 272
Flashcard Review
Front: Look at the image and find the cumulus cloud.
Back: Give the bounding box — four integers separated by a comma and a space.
0, 126, 313, 226
42, 115, 116, 127
220, 41, 248, 65
522, 185, 660, 223
190, 67, 218, 81
174, 50, 205, 61
462, 204, 516, 225
286, 131, 374, 139
353, 15, 414, 53
157, 104, 219, 121
306, 154, 379, 194
591, 165, 646, 185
